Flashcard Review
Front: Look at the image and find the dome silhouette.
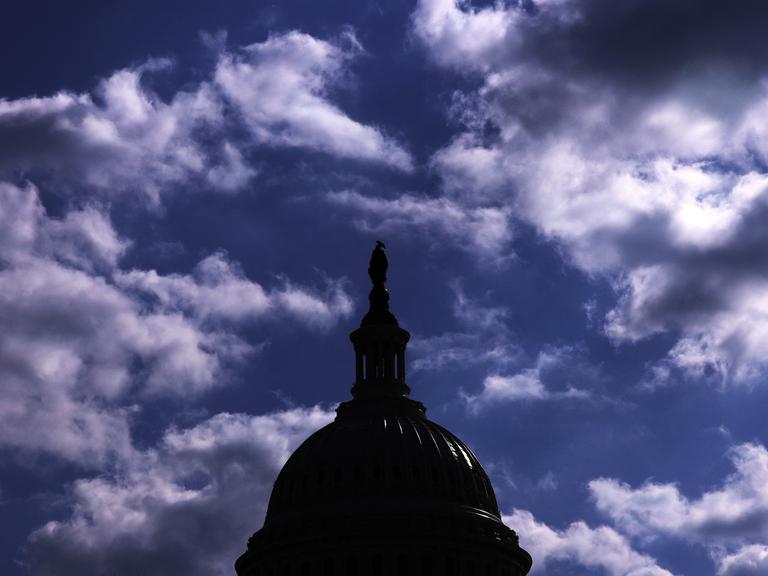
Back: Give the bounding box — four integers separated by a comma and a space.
236, 245, 531, 576
267, 412, 500, 520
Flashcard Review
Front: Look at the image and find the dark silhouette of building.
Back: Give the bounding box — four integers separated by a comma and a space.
236, 243, 532, 576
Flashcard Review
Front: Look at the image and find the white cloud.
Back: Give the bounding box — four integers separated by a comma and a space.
205, 141, 258, 193
0, 183, 226, 463
273, 278, 354, 329
0, 181, 128, 269
411, 0, 519, 72
0, 183, 352, 465
408, 286, 599, 412
718, 544, 768, 576
412, 0, 580, 73
520, 146, 768, 387
46, 205, 130, 270
0, 31, 410, 206
326, 189, 513, 261
504, 509, 673, 576
0, 258, 230, 464
461, 346, 595, 414
0, 64, 230, 204
589, 443, 768, 545
471, 371, 549, 403
117, 252, 354, 330
413, 0, 768, 386
430, 134, 511, 202
215, 31, 412, 171
117, 256, 272, 322
26, 407, 334, 576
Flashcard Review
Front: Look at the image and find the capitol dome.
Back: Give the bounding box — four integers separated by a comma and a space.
236, 243, 531, 576
266, 409, 500, 521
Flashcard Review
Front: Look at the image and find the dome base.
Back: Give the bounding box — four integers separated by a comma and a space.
237, 498, 532, 576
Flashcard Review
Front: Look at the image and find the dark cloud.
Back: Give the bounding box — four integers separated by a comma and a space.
545, 0, 768, 89
415, 0, 768, 384
25, 409, 333, 576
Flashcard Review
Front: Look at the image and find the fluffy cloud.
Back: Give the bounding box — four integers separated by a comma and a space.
0, 31, 410, 205
589, 443, 768, 545
413, 0, 768, 386
411, 0, 520, 72
0, 183, 227, 463
0, 183, 352, 465
413, 0, 768, 86
0, 258, 238, 464
117, 253, 354, 330
26, 407, 334, 576
461, 346, 595, 414
0, 62, 231, 204
0, 181, 128, 269
470, 372, 549, 403
215, 31, 412, 171
326, 189, 513, 261
408, 285, 601, 412
718, 544, 768, 576
504, 509, 673, 576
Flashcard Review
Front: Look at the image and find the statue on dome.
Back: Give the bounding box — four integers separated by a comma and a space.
368, 240, 388, 286
362, 240, 398, 326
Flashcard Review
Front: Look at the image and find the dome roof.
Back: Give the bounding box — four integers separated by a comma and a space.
265, 407, 500, 525
236, 243, 532, 576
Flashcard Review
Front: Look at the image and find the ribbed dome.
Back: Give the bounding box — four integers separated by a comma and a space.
236, 244, 531, 576
266, 410, 500, 524
239, 398, 531, 576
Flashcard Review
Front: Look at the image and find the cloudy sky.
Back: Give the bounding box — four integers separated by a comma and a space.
3, 1, 768, 574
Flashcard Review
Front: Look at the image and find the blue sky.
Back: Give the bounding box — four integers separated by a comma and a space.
2, 1, 768, 574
